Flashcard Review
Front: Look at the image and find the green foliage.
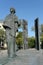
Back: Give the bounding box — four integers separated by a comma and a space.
0, 29, 6, 40
16, 38, 23, 45
32, 24, 43, 46
16, 32, 35, 48
0, 29, 5, 37
41, 24, 43, 32
16, 32, 22, 38
40, 34, 43, 42
16, 32, 23, 49
28, 37, 35, 48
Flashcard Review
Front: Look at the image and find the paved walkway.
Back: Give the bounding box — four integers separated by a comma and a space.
0, 49, 43, 65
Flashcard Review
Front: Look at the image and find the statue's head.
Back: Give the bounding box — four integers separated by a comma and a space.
10, 8, 16, 14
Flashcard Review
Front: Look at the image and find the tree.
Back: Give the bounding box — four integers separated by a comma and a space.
31, 24, 43, 40
0, 29, 6, 41
32, 24, 43, 48
28, 37, 35, 48
0, 28, 6, 49
16, 32, 23, 49
40, 24, 43, 36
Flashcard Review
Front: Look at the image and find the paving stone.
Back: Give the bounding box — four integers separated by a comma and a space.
0, 49, 43, 65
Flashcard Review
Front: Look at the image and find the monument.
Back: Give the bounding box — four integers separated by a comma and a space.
2, 7, 28, 59
3, 8, 28, 59
3, 8, 18, 58
35, 18, 40, 50
17, 19, 28, 49
22, 19, 28, 49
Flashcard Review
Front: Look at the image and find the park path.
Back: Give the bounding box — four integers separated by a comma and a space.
0, 49, 43, 65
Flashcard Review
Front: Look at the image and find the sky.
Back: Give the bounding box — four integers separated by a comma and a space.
0, 0, 43, 37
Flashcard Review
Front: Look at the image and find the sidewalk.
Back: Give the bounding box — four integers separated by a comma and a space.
0, 49, 43, 65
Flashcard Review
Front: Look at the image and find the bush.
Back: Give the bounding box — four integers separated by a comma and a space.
28, 37, 35, 48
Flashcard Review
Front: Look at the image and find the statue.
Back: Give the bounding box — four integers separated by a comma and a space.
0, 8, 28, 65
2, 8, 28, 59
22, 19, 28, 49
3, 8, 18, 58
17, 19, 28, 49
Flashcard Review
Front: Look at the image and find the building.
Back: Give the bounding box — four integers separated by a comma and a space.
0, 20, 7, 49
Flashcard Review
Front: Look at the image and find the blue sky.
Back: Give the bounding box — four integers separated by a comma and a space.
0, 0, 43, 37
